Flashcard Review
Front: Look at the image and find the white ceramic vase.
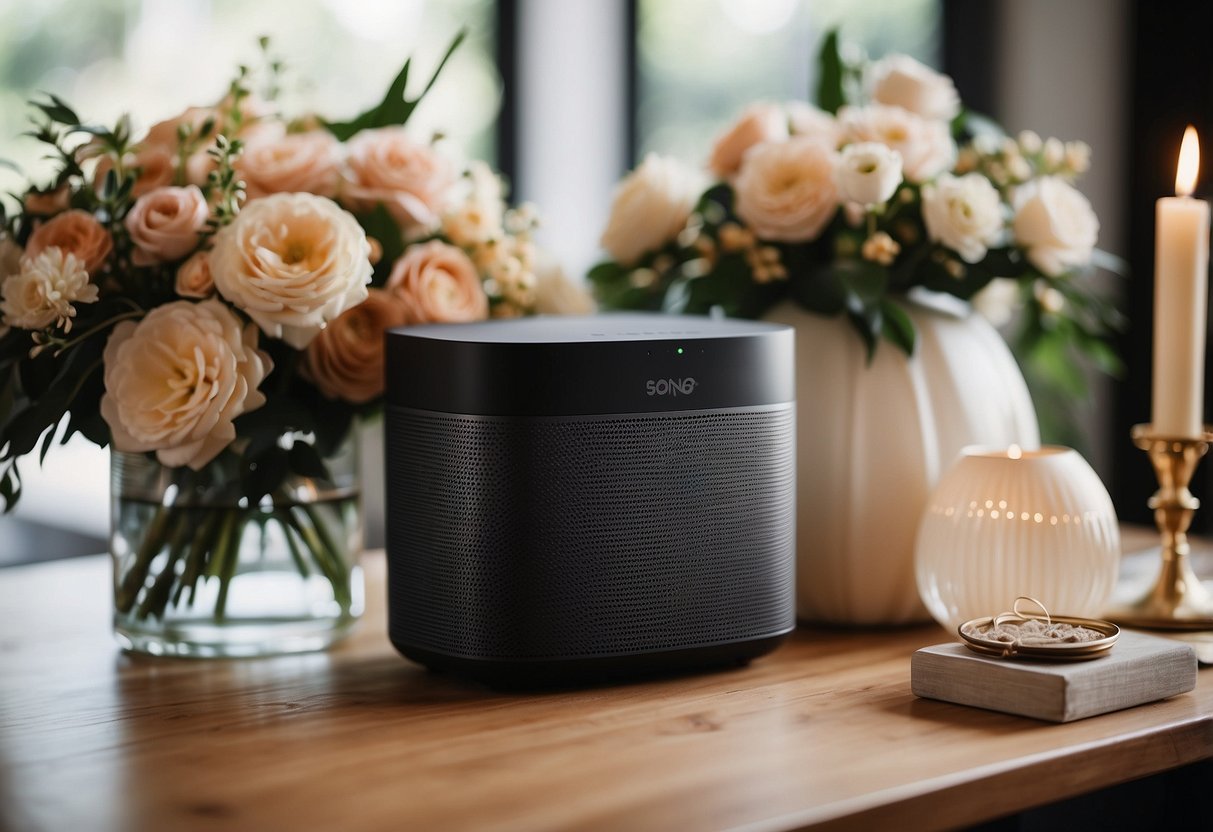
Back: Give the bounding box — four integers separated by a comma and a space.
914, 446, 1120, 631
764, 295, 1040, 624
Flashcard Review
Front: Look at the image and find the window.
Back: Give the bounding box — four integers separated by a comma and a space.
635, 0, 942, 162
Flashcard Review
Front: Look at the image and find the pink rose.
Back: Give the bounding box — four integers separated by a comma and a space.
340, 127, 455, 227
387, 240, 487, 324
175, 251, 214, 298
124, 186, 209, 266
237, 130, 343, 199
303, 288, 408, 403
708, 103, 788, 179
26, 210, 113, 276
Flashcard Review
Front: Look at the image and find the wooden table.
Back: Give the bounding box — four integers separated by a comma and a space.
2, 539, 1211, 832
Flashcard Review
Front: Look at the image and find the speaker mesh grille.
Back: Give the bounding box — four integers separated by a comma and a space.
386, 406, 795, 661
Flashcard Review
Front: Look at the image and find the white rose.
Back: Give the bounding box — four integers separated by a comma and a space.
838, 104, 955, 183
600, 153, 700, 266
922, 173, 1004, 263
100, 298, 272, 470
209, 193, 372, 348
1012, 176, 1099, 276
836, 142, 903, 206
734, 137, 839, 243
0, 248, 98, 332
869, 54, 961, 122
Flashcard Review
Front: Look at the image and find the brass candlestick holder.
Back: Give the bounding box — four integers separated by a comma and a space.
1106, 424, 1213, 629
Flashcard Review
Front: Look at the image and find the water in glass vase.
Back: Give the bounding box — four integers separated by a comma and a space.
110, 443, 364, 658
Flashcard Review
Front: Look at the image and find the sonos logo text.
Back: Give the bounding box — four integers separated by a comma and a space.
646, 378, 698, 396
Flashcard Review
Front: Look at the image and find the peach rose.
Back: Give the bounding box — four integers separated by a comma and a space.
734, 137, 839, 243
25, 210, 113, 276
709, 103, 788, 179
838, 104, 955, 183
340, 127, 455, 227
176, 251, 214, 298
303, 288, 407, 403
786, 101, 843, 148
23, 186, 70, 216
124, 186, 209, 266
209, 192, 371, 348
600, 153, 701, 266
101, 298, 272, 470
387, 240, 487, 324
237, 130, 343, 199
91, 144, 176, 201
869, 55, 960, 122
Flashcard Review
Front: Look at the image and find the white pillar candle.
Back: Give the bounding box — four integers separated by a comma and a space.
1153, 126, 1211, 438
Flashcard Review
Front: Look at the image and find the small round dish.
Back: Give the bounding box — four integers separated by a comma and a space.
958, 614, 1120, 661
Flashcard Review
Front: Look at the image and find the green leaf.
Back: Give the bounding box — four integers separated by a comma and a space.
323, 30, 467, 141
31, 94, 80, 126
879, 298, 917, 356
815, 30, 845, 114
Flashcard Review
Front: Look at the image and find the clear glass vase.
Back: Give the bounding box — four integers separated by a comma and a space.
110, 436, 364, 657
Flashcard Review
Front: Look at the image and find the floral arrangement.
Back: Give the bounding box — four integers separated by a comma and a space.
590, 33, 1122, 436
0, 35, 580, 623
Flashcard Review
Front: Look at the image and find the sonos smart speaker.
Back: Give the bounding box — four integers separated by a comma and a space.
384, 314, 795, 682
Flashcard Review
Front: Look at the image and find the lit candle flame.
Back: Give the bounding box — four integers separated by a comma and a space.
1176, 125, 1200, 197
1007, 444, 1023, 460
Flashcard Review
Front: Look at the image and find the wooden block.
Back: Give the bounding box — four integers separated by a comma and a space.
911, 630, 1197, 723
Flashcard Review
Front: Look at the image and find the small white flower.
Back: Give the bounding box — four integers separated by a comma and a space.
921, 173, 1004, 263
972, 277, 1021, 327
835, 142, 903, 207
1017, 130, 1043, 155
1064, 141, 1092, 174
0, 247, 99, 332
1042, 137, 1065, 169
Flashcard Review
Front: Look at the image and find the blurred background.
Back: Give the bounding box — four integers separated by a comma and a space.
1, 0, 1205, 562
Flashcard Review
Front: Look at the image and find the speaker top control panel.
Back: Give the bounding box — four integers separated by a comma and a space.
385, 313, 794, 417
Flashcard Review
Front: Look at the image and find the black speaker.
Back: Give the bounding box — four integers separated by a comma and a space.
384, 314, 795, 682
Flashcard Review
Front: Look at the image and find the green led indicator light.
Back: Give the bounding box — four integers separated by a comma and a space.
677, 347, 684, 355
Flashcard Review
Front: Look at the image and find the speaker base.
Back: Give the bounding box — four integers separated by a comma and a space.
393, 631, 793, 688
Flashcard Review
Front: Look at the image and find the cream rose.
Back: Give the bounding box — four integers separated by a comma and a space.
209, 193, 372, 348
600, 153, 700, 266
25, 210, 113, 275
869, 54, 961, 122
303, 288, 407, 404
734, 137, 839, 243
785, 101, 842, 148
533, 254, 595, 315
100, 299, 271, 470
838, 104, 955, 183
176, 251, 214, 299
387, 240, 488, 324
0, 248, 98, 331
836, 142, 903, 206
124, 186, 209, 266
922, 173, 1004, 263
238, 130, 343, 200
1012, 176, 1099, 276
341, 127, 455, 227
708, 102, 788, 179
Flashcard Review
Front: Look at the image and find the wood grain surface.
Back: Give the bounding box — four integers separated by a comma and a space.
1, 529, 1210, 832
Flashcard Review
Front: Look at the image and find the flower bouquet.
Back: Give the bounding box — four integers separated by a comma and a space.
589, 32, 1122, 441
0, 34, 570, 655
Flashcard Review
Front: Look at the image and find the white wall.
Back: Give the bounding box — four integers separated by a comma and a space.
996, 0, 1130, 480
